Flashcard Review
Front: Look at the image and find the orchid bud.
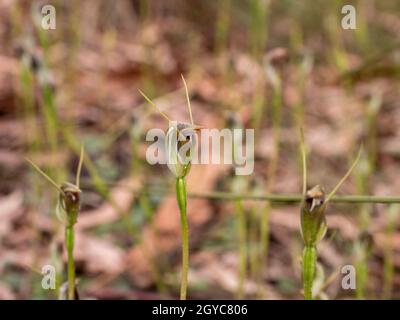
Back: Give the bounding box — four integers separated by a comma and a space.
301, 185, 328, 247
56, 182, 81, 227
165, 121, 200, 179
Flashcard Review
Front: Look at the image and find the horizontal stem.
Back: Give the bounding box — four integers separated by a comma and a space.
79, 180, 400, 205
186, 192, 400, 204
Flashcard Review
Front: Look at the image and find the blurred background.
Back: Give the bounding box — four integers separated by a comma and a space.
0, 0, 400, 299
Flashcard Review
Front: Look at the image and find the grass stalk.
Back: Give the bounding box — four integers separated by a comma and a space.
249, 0, 269, 59
148, 190, 400, 204
249, 204, 260, 280
214, 0, 231, 54
118, 181, 400, 204
235, 199, 247, 299
254, 63, 282, 296
37, 22, 61, 180
382, 204, 399, 299
352, 93, 381, 299
355, 253, 367, 299
130, 123, 167, 294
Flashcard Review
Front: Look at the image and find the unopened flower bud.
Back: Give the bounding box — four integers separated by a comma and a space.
166, 121, 200, 179
56, 182, 81, 227
301, 185, 328, 246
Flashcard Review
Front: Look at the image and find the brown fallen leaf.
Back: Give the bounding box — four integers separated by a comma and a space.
328, 214, 359, 240
72, 232, 125, 275
77, 176, 142, 230
374, 232, 400, 267
191, 250, 283, 299
0, 282, 15, 299
0, 191, 23, 239
0, 149, 22, 168
0, 55, 18, 115
1, 248, 37, 274
318, 240, 345, 268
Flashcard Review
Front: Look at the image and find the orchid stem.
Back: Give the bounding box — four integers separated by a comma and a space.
303, 245, 316, 300
176, 177, 189, 300
65, 226, 75, 300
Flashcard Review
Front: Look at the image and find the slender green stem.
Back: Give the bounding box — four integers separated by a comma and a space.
249, 205, 259, 279
355, 256, 367, 300
300, 128, 307, 196
82, 183, 400, 205
235, 199, 247, 299
249, 0, 269, 59
176, 178, 189, 300
257, 81, 282, 294
139, 0, 149, 22
65, 226, 75, 300
138, 89, 171, 123
325, 147, 362, 204
37, 27, 61, 182
260, 202, 270, 251
62, 128, 109, 198
382, 204, 398, 299
25, 158, 64, 194
181, 74, 193, 126
214, 0, 231, 54
303, 245, 316, 300
187, 192, 400, 204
